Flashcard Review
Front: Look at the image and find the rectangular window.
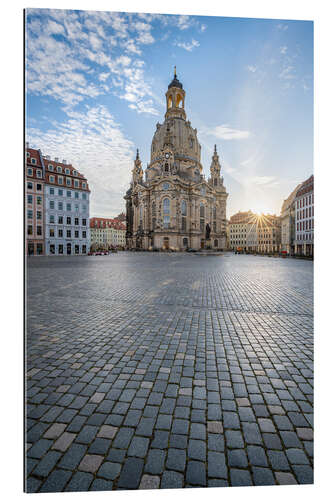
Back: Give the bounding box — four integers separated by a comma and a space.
58, 215, 63, 224
57, 166, 62, 173
36, 196, 42, 205
82, 182, 86, 189
75, 191, 79, 199
75, 245, 80, 254
36, 243, 43, 255
82, 245, 86, 254
49, 187, 54, 195
58, 229, 63, 237
67, 190, 71, 198
36, 211, 42, 220
58, 176, 63, 185
27, 225, 33, 235
36, 170, 42, 178
58, 244, 63, 254
48, 164, 53, 171
75, 204, 79, 212
66, 203, 71, 211
50, 244, 55, 254
82, 219, 86, 226
49, 215, 55, 223
58, 189, 63, 196
27, 168, 33, 176
66, 178, 71, 186
37, 226, 42, 236
49, 228, 55, 237
58, 201, 63, 210
75, 230, 79, 238
83, 205, 87, 212
50, 200, 55, 209
66, 216, 71, 225
82, 231, 86, 238
27, 181, 33, 190
74, 179, 79, 188
82, 193, 86, 200
27, 194, 33, 204
36, 184, 42, 191
27, 209, 33, 219
49, 175, 55, 183
74, 217, 79, 225
163, 215, 170, 229
66, 229, 71, 238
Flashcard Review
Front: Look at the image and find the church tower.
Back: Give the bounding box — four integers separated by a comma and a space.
131, 149, 143, 185
165, 66, 186, 121
209, 145, 223, 188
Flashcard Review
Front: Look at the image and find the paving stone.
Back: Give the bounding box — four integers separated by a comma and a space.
33, 450, 61, 477
190, 422, 206, 440
286, 448, 310, 465
151, 430, 169, 449
128, 436, 149, 458
186, 460, 206, 486
98, 462, 121, 480
65, 471, 93, 492
280, 431, 302, 448
117, 457, 144, 489
267, 450, 290, 471
188, 439, 206, 461
78, 454, 103, 473
26, 476, 42, 493
27, 439, 53, 459
161, 470, 184, 489
139, 474, 160, 489
230, 468, 253, 486
52, 432, 76, 452
39, 469, 72, 492
296, 427, 313, 440
57, 443, 87, 470
43, 423, 67, 439
292, 465, 313, 484
275, 472, 298, 485
258, 418, 275, 433
252, 467, 275, 486
247, 446, 268, 467
90, 478, 114, 490
166, 448, 186, 472
207, 421, 223, 433
97, 424, 118, 439
145, 449, 166, 474
228, 449, 248, 468
225, 430, 245, 449
88, 437, 111, 455
208, 451, 227, 479
208, 433, 224, 452
113, 427, 134, 448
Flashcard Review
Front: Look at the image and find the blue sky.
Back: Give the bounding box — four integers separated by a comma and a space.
25, 9, 313, 218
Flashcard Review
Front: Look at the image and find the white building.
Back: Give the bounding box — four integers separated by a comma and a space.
44, 157, 90, 256
294, 175, 314, 256
90, 218, 126, 249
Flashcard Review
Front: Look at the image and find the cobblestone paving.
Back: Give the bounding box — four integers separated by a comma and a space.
25, 253, 313, 492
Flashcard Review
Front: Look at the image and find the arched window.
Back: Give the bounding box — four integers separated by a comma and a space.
165, 163, 169, 172
163, 198, 170, 229
168, 95, 172, 109
214, 178, 217, 186
181, 200, 187, 231
214, 239, 218, 247
176, 94, 183, 108
200, 203, 205, 233
183, 237, 188, 248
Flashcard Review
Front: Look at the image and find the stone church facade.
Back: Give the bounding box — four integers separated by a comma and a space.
124, 70, 228, 251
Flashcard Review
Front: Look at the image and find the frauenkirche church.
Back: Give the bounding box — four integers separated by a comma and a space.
125, 69, 228, 251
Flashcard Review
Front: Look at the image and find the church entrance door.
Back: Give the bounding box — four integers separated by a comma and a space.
200, 239, 205, 249
163, 237, 169, 250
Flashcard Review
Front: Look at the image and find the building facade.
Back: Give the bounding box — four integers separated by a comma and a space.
25, 145, 45, 255
294, 175, 314, 256
280, 184, 301, 255
43, 156, 90, 256
90, 218, 126, 249
125, 70, 228, 251
228, 211, 281, 253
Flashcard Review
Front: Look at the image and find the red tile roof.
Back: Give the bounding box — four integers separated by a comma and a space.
90, 217, 126, 230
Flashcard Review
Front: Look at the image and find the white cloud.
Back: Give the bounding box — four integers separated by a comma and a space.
206, 124, 250, 141
277, 23, 288, 31
279, 65, 296, 80
178, 15, 192, 30
26, 105, 134, 217
280, 46, 288, 54
176, 39, 200, 52
246, 65, 257, 73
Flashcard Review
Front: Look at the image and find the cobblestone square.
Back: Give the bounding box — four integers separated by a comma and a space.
25, 253, 313, 492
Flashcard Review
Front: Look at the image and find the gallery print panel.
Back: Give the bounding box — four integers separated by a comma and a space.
25, 7, 313, 493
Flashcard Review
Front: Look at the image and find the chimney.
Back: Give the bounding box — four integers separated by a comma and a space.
54, 157, 59, 162
46, 155, 50, 160
25, 141, 29, 149
62, 159, 66, 164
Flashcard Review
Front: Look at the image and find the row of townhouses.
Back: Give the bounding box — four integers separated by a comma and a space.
26, 145, 91, 256
227, 174, 314, 257
90, 218, 126, 250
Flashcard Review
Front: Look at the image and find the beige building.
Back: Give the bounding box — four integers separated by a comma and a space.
125, 70, 228, 251
280, 184, 301, 255
228, 211, 281, 253
90, 218, 126, 249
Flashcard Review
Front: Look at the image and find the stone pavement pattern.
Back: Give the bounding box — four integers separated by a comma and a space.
25, 253, 313, 492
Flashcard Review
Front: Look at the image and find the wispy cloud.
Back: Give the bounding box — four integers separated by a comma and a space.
205, 124, 251, 141
175, 39, 200, 52
26, 105, 134, 217
277, 23, 288, 31
280, 45, 288, 54
246, 65, 257, 73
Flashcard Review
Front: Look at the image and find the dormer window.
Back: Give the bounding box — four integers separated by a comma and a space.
82, 182, 86, 189
48, 164, 53, 171
57, 166, 62, 173
31, 158, 36, 165
65, 168, 70, 175
73, 170, 77, 176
